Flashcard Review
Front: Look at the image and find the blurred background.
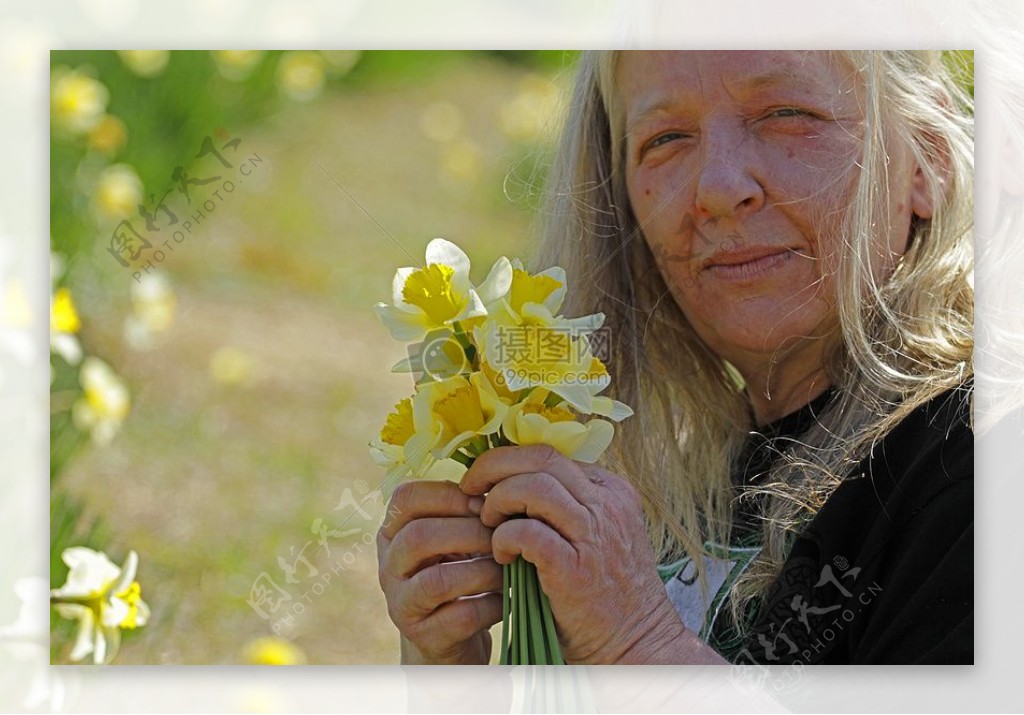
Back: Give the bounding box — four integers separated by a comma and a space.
49, 49, 578, 665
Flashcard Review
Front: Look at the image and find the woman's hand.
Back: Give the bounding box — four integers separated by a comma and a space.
461, 444, 725, 665
376, 480, 504, 664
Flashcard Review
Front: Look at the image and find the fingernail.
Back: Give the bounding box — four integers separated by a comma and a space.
467, 496, 484, 515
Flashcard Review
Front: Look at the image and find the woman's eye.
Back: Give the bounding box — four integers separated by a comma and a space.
644, 132, 685, 153
768, 107, 811, 119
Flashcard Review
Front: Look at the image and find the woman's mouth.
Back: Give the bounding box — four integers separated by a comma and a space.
703, 248, 795, 281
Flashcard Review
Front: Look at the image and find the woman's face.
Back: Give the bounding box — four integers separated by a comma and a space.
619, 51, 928, 375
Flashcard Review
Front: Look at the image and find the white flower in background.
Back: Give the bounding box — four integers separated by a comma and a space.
277, 51, 326, 102
116, 50, 169, 78
50, 548, 149, 665
72, 357, 130, 444
51, 67, 109, 134
375, 238, 512, 343
124, 272, 176, 349
211, 50, 265, 81
93, 163, 144, 222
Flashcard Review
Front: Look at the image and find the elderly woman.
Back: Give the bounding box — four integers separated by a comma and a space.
377, 50, 974, 665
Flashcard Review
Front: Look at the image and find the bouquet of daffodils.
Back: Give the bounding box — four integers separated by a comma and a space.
370, 238, 632, 665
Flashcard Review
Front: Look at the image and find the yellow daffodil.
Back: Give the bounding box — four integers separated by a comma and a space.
243, 636, 306, 665
502, 390, 615, 463
93, 164, 144, 223
370, 397, 436, 492
277, 51, 326, 102
413, 373, 507, 460
475, 316, 606, 414
71, 356, 130, 444
375, 238, 512, 342
87, 114, 127, 155
124, 272, 176, 349
211, 50, 264, 81
117, 50, 169, 78
50, 67, 108, 134
50, 548, 149, 664
49, 286, 82, 365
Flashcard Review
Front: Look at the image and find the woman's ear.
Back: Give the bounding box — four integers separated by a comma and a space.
910, 162, 935, 219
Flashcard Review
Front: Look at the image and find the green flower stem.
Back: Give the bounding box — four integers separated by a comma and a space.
539, 581, 565, 665
525, 561, 548, 664
450, 450, 474, 467
516, 557, 528, 665
499, 561, 511, 665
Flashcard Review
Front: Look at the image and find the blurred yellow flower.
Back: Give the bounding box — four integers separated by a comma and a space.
125, 272, 176, 349
419, 101, 463, 144
117, 50, 170, 78
502, 389, 614, 463
243, 636, 306, 665
50, 287, 80, 334
212, 50, 265, 81
51, 67, 109, 134
413, 373, 507, 460
93, 164, 143, 222
441, 139, 482, 183
500, 74, 562, 143
320, 50, 361, 76
72, 356, 130, 444
209, 346, 257, 386
375, 238, 511, 342
50, 286, 82, 365
50, 548, 149, 664
277, 51, 326, 102
87, 114, 127, 155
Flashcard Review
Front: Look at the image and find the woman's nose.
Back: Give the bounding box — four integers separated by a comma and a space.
693, 131, 765, 221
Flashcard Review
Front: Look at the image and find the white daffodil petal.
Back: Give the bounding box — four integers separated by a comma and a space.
560, 312, 606, 334
548, 383, 593, 414
591, 396, 634, 422
134, 599, 150, 627
455, 289, 487, 322
392, 266, 416, 306
477, 256, 513, 305
375, 303, 427, 341
69, 610, 96, 662
425, 238, 471, 280
570, 419, 615, 463
112, 551, 138, 595
536, 266, 567, 313
103, 597, 130, 628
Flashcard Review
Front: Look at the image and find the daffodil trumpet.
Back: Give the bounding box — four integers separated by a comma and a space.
371, 238, 634, 665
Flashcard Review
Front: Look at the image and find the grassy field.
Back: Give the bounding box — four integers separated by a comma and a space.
53, 51, 571, 664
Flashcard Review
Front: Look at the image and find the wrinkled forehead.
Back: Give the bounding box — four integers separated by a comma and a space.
611, 51, 862, 125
